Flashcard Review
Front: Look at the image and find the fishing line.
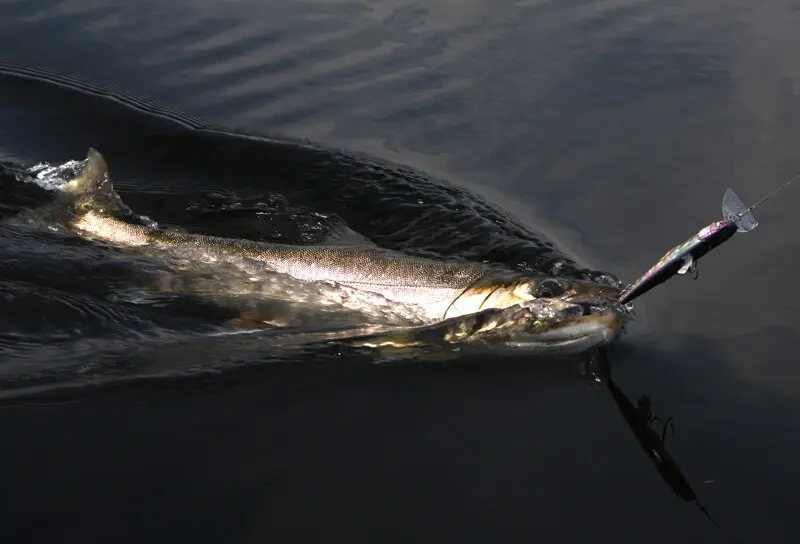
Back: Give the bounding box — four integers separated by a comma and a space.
734, 170, 800, 220
695, 499, 735, 544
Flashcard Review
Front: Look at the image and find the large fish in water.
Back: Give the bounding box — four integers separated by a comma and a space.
32, 148, 628, 355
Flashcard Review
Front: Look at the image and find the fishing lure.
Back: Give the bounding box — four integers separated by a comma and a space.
619, 174, 798, 305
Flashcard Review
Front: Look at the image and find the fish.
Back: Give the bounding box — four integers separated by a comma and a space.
39, 148, 628, 352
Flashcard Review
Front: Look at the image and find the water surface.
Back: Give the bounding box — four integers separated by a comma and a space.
2, 0, 800, 542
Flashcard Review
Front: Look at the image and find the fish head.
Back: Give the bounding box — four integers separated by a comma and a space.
507, 276, 626, 353
498, 301, 626, 355
448, 275, 620, 317
443, 275, 627, 354
525, 276, 622, 303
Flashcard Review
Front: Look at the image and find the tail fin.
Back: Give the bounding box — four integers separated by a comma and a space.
59, 148, 124, 215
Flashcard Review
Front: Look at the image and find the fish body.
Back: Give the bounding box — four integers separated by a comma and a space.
618, 220, 738, 305
47, 148, 627, 351
71, 209, 497, 321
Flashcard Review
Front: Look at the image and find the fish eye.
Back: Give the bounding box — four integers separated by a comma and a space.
533, 279, 566, 298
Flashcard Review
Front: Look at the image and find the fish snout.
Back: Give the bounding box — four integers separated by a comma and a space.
562, 282, 623, 309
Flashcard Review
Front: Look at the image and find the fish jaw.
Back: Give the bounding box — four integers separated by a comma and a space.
460, 297, 627, 355
502, 308, 624, 354
342, 299, 627, 358
444, 276, 623, 320
559, 280, 622, 305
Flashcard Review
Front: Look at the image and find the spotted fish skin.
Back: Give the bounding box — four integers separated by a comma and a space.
70, 206, 496, 321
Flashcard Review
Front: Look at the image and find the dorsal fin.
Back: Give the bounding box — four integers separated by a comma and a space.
59, 148, 125, 215
321, 222, 377, 246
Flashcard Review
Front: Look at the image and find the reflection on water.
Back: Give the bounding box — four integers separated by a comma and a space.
1, 0, 800, 541
586, 349, 734, 543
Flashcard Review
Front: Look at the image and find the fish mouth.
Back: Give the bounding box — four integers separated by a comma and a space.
467, 278, 628, 354
504, 301, 626, 355
562, 282, 623, 305
532, 281, 626, 352
326, 289, 627, 357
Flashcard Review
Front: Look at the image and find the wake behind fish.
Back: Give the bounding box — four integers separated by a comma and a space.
0, 60, 628, 399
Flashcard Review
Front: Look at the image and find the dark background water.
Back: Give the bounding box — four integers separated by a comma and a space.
2, 0, 800, 542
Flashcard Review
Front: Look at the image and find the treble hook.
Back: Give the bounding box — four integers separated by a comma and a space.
636, 395, 676, 444
648, 415, 676, 444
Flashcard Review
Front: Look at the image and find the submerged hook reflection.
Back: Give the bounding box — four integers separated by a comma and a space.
635, 394, 676, 443
648, 414, 676, 444
585, 349, 734, 543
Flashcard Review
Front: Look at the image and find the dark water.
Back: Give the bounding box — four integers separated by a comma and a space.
2, 0, 800, 542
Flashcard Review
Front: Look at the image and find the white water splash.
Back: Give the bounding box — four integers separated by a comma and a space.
23, 159, 86, 191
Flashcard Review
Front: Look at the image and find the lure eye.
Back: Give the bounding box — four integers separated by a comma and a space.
533, 279, 565, 298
